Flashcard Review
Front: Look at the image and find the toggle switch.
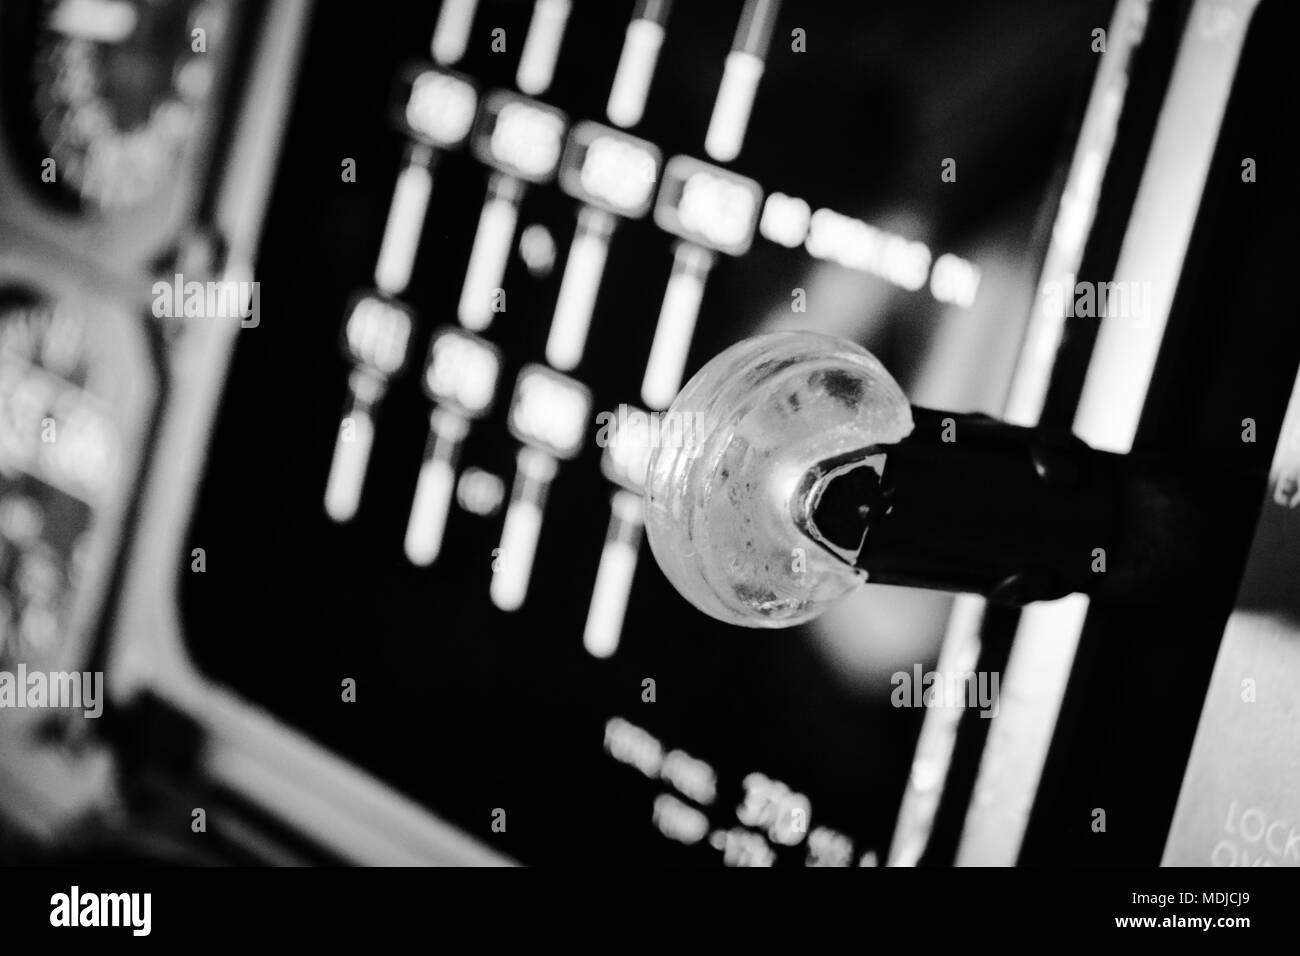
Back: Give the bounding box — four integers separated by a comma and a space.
460, 92, 568, 331
517, 0, 572, 97
607, 0, 673, 129
376, 68, 478, 297
491, 364, 591, 611
643, 331, 1246, 628
431, 0, 480, 66
583, 404, 656, 658
404, 327, 501, 566
324, 294, 414, 523
642, 155, 761, 409
584, 488, 644, 659
374, 147, 435, 297
395, 66, 479, 150
548, 122, 661, 371
642, 241, 714, 410
705, 0, 782, 162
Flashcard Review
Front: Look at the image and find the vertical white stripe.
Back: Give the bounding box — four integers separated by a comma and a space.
432, 0, 479, 65
405, 457, 457, 565
584, 538, 639, 658
459, 190, 520, 331
705, 51, 765, 162
546, 219, 611, 370
374, 163, 433, 296
642, 260, 708, 409
954, 596, 1089, 866
887, 593, 986, 866
583, 491, 644, 658
324, 409, 375, 523
491, 498, 543, 611
517, 0, 572, 96
1073, 3, 1252, 454
607, 18, 665, 128
490, 449, 557, 611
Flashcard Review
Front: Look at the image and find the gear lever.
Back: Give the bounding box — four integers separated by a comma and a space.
643, 331, 1239, 628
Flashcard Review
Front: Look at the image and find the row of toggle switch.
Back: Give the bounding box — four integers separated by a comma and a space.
429, 0, 783, 162
324, 1, 779, 658
385, 68, 765, 403
328, 306, 653, 656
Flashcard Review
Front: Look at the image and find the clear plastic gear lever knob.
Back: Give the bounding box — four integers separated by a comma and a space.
644, 331, 1239, 628
643, 331, 914, 628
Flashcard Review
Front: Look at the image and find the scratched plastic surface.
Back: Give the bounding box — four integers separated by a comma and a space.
644, 331, 914, 628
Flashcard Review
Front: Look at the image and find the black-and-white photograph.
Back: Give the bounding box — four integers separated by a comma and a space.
0, 0, 1296, 935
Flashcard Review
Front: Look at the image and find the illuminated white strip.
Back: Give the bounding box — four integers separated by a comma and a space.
374, 162, 433, 296
458, 182, 520, 331
1003, 2, 1147, 426
323, 412, 373, 522
583, 490, 644, 658
50, 0, 137, 43
886, 593, 986, 866
432, 0, 479, 65
607, 18, 665, 128
705, 51, 764, 163
491, 500, 542, 611
953, 596, 1089, 867
517, 0, 572, 96
641, 245, 713, 410
546, 209, 615, 371
490, 448, 558, 611
1073, 5, 1250, 455
324, 384, 380, 523
406, 458, 456, 565
404, 410, 470, 566
584, 538, 638, 657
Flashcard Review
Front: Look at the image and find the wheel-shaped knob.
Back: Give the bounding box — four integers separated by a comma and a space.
643, 331, 914, 628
